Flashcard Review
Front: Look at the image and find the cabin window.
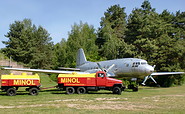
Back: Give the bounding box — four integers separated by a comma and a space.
132, 62, 139, 67
126, 64, 129, 67
132, 62, 135, 67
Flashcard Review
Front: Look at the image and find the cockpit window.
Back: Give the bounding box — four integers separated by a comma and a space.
132, 61, 147, 67
141, 62, 147, 65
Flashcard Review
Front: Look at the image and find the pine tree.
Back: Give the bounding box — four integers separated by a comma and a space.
54, 22, 99, 68
97, 4, 134, 59
2, 19, 54, 69
126, 0, 185, 86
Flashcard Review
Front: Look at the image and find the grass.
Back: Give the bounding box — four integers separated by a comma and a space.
0, 74, 185, 114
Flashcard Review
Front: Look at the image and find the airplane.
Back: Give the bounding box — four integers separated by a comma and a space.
2, 48, 184, 91
76, 49, 184, 86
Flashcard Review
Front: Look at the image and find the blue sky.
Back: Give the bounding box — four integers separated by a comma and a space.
0, 0, 185, 48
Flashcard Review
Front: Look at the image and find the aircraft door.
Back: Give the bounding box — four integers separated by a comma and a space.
96, 73, 106, 86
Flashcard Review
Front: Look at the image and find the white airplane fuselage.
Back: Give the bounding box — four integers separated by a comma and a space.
78, 58, 154, 79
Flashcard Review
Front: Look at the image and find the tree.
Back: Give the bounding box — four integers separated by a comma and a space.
97, 4, 135, 59
52, 38, 67, 69
54, 22, 99, 68
126, 0, 185, 86
29, 26, 54, 69
126, 0, 159, 61
2, 19, 34, 64
2, 19, 54, 69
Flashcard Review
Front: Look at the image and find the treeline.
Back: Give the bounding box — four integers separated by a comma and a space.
1, 1, 185, 86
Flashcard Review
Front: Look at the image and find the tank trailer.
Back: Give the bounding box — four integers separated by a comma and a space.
0, 73, 41, 96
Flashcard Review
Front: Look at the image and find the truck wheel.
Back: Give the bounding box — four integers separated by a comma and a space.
77, 87, 86, 94
66, 87, 75, 94
113, 87, 121, 95
7, 88, 17, 96
15, 87, 19, 90
29, 88, 39, 95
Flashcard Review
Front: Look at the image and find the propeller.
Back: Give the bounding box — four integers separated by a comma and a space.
97, 63, 115, 73
97, 63, 105, 72
142, 65, 158, 86
141, 75, 157, 86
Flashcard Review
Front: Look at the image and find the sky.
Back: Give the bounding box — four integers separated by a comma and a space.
0, 0, 185, 49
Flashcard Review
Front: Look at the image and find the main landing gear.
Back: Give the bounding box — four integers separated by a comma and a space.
128, 84, 138, 92
127, 78, 138, 92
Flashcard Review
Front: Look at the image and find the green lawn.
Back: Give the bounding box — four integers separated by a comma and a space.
0, 74, 185, 114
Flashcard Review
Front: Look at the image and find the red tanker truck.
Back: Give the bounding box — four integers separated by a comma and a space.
0, 73, 41, 96
57, 71, 124, 95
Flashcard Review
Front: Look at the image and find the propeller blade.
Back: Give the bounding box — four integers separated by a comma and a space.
142, 75, 158, 86
107, 64, 115, 72
97, 63, 105, 72
149, 75, 157, 84
141, 76, 149, 85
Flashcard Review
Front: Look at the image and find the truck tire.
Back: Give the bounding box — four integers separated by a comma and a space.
29, 88, 39, 96
66, 87, 75, 94
7, 88, 17, 96
113, 87, 121, 95
77, 87, 86, 94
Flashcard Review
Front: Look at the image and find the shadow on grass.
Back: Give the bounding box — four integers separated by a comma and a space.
41, 88, 138, 94
1, 87, 159, 96
0, 91, 34, 96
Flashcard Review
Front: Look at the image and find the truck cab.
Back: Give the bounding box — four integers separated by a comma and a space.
96, 71, 123, 87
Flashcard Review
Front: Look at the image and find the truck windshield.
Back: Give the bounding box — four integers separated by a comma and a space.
98, 73, 105, 77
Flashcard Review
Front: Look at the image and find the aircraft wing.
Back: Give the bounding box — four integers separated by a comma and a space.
58, 67, 80, 71
2, 67, 89, 74
151, 72, 184, 76
142, 72, 184, 85
84, 69, 115, 77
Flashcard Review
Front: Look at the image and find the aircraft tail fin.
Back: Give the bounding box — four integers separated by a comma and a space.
76, 48, 87, 67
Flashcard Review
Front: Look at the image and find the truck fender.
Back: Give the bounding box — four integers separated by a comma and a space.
113, 84, 123, 88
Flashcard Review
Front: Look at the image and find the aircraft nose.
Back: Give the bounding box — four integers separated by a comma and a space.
145, 66, 154, 75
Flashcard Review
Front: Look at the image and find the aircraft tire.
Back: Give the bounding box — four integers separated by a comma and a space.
77, 87, 86, 94
29, 87, 39, 95
113, 87, 122, 95
7, 88, 17, 96
132, 87, 138, 92
66, 87, 75, 94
